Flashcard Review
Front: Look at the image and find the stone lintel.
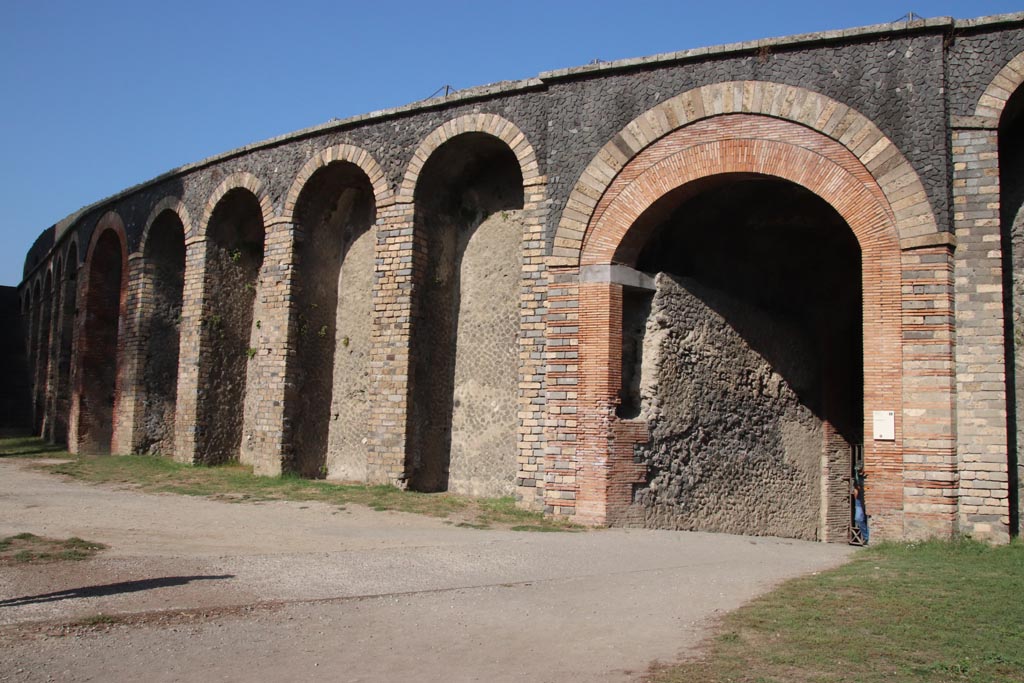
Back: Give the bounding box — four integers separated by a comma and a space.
579, 264, 656, 291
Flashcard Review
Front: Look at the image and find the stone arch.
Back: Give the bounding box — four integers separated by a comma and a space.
139, 197, 194, 256
564, 111, 928, 541
65, 236, 81, 272
398, 113, 542, 200
134, 200, 189, 456
582, 118, 899, 263
553, 80, 938, 266
279, 146, 386, 479
975, 51, 1024, 121
401, 115, 541, 496
73, 211, 128, 454
283, 144, 393, 220
200, 173, 274, 240
194, 184, 267, 465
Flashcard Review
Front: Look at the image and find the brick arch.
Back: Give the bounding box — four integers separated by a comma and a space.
64, 236, 81, 273
566, 114, 917, 539
398, 113, 542, 200
282, 144, 393, 220
139, 197, 194, 255
975, 50, 1024, 120
554, 80, 936, 265
85, 211, 128, 266
72, 211, 129, 454
583, 116, 899, 264
199, 173, 274, 239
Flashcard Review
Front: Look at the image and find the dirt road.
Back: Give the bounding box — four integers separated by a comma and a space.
0, 458, 852, 682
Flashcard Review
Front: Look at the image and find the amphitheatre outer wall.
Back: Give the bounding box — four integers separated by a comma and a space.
15, 13, 1024, 543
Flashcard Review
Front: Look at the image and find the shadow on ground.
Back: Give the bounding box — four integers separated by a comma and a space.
0, 575, 235, 607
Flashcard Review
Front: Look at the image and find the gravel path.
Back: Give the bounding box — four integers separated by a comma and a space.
0, 458, 853, 682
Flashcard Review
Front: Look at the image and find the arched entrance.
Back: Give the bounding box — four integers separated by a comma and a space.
196, 187, 266, 464
571, 113, 905, 541
75, 219, 127, 454
138, 209, 186, 456
287, 159, 376, 479
405, 131, 525, 495
614, 173, 861, 539
999, 81, 1024, 534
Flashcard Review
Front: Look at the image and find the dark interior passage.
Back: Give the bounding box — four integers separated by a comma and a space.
139, 211, 186, 456
0, 287, 32, 432
77, 230, 125, 454
1000, 86, 1024, 535
289, 162, 375, 479
406, 133, 524, 493
622, 174, 862, 540
197, 190, 264, 464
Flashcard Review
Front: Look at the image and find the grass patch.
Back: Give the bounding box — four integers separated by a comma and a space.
1, 437, 579, 532
0, 533, 108, 565
647, 539, 1024, 683
0, 435, 68, 458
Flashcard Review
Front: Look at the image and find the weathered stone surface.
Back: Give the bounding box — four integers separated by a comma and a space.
628, 275, 823, 540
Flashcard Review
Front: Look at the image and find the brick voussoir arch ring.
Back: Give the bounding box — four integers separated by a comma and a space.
86, 210, 128, 264
398, 113, 543, 201
975, 50, 1024, 120
199, 173, 275, 239
554, 80, 937, 264
138, 197, 195, 256
582, 136, 898, 266
283, 144, 394, 219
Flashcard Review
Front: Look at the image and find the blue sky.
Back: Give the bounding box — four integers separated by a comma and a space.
2, 0, 1021, 285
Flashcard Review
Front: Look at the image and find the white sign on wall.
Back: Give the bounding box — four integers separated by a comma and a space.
873, 410, 895, 441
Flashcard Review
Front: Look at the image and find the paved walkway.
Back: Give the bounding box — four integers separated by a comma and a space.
0, 458, 853, 682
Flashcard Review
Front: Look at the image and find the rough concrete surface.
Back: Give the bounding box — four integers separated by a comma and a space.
0, 458, 852, 682
630, 275, 824, 539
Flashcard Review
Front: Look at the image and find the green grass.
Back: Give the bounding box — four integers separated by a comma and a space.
0, 435, 68, 458
647, 539, 1024, 683
1, 437, 578, 531
0, 532, 108, 564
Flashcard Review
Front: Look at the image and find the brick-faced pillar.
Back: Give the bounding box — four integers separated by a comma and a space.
900, 241, 958, 538
32, 288, 50, 436
575, 281, 619, 524
366, 200, 416, 485
44, 267, 68, 444
951, 119, 1012, 542
173, 235, 207, 464
237, 217, 294, 476
543, 267, 581, 516
66, 269, 87, 454
112, 253, 146, 454
515, 176, 550, 508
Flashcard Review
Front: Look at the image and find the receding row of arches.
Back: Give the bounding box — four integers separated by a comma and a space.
26, 124, 531, 501
22, 242, 77, 447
